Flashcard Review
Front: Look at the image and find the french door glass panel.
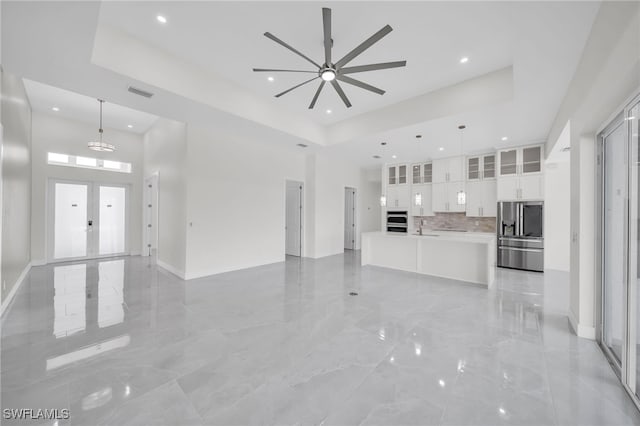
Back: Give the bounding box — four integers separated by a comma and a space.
629, 101, 640, 397
99, 186, 126, 255
54, 183, 89, 259
603, 122, 626, 364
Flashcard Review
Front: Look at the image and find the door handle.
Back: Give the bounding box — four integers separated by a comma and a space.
88, 220, 93, 226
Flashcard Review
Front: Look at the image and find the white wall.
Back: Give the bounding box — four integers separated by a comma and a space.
544, 161, 571, 272
184, 124, 306, 279
1, 71, 32, 306
547, 1, 640, 339
143, 118, 187, 277
359, 168, 383, 235
30, 112, 143, 263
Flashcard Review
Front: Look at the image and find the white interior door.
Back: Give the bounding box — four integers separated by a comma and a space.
53, 181, 91, 260
344, 187, 356, 250
50, 180, 129, 261
285, 181, 302, 256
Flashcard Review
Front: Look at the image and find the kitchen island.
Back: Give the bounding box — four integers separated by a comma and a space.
361, 231, 497, 286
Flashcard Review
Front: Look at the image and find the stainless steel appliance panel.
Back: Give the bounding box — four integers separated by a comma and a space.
498, 246, 544, 272
386, 211, 408, 233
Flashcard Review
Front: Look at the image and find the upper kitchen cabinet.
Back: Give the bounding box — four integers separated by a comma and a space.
466, 180, 497, 217
386, 184, 410, 209
498, 145, 543, 177
411, 184, 434, 217
412, 162, 433, 184
467, 154, 496, 181
388, 164, 408, 185
433, 157, 464, 183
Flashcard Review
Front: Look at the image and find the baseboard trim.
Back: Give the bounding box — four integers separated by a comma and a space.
156, 259, 185, 280
568, 308, 596, 340
1, 261, 32, 319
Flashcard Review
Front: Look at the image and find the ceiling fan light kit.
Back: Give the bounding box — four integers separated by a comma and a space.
253, 7, 407, 109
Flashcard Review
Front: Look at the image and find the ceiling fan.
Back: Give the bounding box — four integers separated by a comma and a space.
253, 7, 407, 109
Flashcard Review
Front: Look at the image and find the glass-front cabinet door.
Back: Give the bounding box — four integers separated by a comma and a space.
483, 155, 496, 179
499, 149, 518, 176
388, 166, 396, 185
423, 163, 432, 183
412, 164, 421, 184
522, 146, 542, 174
467, 157, 480, 180
398, 165, 407, 184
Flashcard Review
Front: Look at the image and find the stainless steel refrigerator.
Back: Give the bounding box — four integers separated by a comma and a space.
497, 201, 544, 272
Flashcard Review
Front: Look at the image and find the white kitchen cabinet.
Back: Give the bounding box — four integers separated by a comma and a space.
386, 184, 410, 209
498, 145, 542, 177
411, 162, 433, 184
467, 154, 496, 181
387, 164, 409, 185
433, 157, 465, 183
497, 175, 543, 201
411, 184, 434, 217
432, 182, 466, 212
466, 180, 497, 217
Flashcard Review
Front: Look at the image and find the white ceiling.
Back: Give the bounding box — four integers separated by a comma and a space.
2, 1, 601, 167
23, 79, 158, 134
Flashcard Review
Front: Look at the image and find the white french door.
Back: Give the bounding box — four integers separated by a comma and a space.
49, 179, 129, 262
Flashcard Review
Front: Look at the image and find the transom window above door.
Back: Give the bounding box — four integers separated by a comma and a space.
47, 152, 132, 173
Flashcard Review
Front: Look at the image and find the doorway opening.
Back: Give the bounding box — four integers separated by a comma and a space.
285, 180, 303, 257
344, 187, 357, 250
48, 179, 129, 262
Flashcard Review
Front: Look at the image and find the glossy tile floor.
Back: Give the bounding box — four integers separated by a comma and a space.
2, 253, 640, 426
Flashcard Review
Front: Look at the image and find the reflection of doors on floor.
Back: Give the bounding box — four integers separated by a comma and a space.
285, 181, 303, 257
49, 180, 129, 262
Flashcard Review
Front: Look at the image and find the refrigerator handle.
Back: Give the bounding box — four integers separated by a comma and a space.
518, 203, 524, 236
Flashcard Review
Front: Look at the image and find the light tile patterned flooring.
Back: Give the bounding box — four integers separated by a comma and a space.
1, 253, 639, 425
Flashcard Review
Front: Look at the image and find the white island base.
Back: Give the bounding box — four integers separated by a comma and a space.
361, 231, 497, 287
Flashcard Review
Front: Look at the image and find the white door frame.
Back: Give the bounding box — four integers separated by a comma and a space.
142, 173, 159, 257
285, 180, 304, 257
47, 178, 131, 263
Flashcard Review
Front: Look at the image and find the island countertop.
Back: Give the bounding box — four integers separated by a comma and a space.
361, 231, 497, 286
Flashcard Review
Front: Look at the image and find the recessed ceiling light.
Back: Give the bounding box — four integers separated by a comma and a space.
326, 109, 332, 114
127, 124, 133, 129
156, 15, 167, 24
267, 76, 274, 82
415, 135, 422, 139
501, 136, 508, 141
460, 57, 469, 64
381, 142, 387, 146
296, 143, 308, 148
373, 155, 381, 159
52, 106, 60, 112
392, 155, 397, 159
439, 147, 444, 151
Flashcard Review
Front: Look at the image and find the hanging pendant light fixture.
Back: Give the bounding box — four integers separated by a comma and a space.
457, 125, 466, 205
88, 99, 115, 152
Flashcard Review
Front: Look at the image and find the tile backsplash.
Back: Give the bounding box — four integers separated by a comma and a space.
413, 212, 496, 233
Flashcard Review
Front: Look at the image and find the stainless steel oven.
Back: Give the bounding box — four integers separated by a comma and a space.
386, 211, 408, 233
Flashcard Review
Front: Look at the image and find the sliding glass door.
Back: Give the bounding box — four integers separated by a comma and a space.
598, 94, 640, 408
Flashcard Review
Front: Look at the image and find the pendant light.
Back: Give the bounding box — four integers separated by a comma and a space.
457, 125, 466, 205
88, 99, 115, 152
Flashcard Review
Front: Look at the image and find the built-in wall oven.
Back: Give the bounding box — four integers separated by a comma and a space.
387, 211, 408, 233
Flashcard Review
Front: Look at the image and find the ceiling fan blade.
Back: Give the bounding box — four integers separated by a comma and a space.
337, 75, 385, 95
264, 32, 321, 69
339, 61, 407, 75
253, 68, 317, 73
275, 76, 319, 98
334, 25, 393, 68
330, 80, 352, 108
309, 81, 326, 109
322, 8, 332, 65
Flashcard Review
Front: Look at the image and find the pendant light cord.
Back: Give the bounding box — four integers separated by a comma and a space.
98, 99, 104, 142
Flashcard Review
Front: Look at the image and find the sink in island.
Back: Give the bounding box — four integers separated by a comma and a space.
361, 231, 497, 286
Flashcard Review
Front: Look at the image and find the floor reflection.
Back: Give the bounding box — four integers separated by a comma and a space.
53, 263, 87, 338
98, 259, 125, 328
